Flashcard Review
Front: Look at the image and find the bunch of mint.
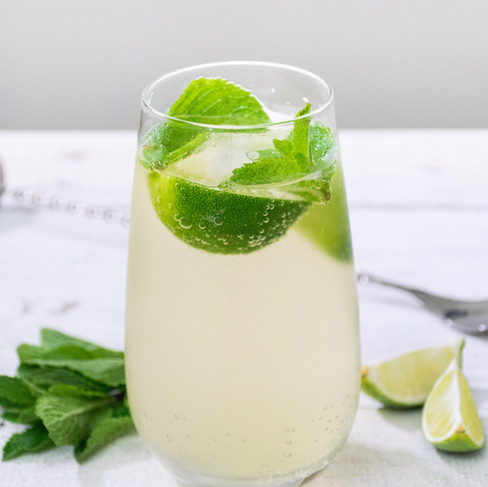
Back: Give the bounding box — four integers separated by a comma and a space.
0, 328, 133, 462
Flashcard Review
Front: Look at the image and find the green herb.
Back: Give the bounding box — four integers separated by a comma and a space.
0, 329, 134, 462
220, 104, 336, 203
74, 402, 133, 462
17, 344, 125, 387
17, 364, 110, 392
2, 423, 54, 461
139, 77, 271, 170
0, 376, 37, 410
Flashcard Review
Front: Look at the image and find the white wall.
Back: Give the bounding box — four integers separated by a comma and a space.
1, 0, 487, 129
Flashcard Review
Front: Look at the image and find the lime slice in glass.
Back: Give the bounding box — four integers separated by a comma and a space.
294, 163, 352, 262
147, 172, 309, 255
422, 359, 485, 452
361, 340, 464, 408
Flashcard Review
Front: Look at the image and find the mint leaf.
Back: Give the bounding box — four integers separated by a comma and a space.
1, 329, 132, 463
286, 177, 333, 204
1, 407, 39, 425
220, 104, 312, 188
309, 123, 335, 165
221, 153, 306, 187
35, 385, 109, 446
0, 376, 36, 410
276, 103, 312, 165
74, 405, 134, 462
139, 77, 270, 170
168, 78, 271, 125
220, 104, 337, 204
17, 364, 110, 392
2, 423, 54, 461
17, 329, 125, 387
40, 329, 122, 358
18, 344, 125, 387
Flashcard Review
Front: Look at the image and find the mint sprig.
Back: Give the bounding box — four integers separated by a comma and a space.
2, 423, 54, 461
219, 104, 336, 203
0, 329, 134, 462
139, 77, 271, 170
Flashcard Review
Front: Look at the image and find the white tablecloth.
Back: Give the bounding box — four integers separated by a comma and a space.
0, 130, 487, 486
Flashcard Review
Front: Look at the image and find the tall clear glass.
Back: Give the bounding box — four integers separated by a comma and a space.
125, 61, 360, 487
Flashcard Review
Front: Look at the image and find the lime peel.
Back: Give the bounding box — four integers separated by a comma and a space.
422, 359, 485, 452
147, 172, 309, 255
361, 340, 464, 409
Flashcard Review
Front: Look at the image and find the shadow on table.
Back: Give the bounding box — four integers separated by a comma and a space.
377, 407, 422, 432
357, 286, 421, 311
302, 441, 439, 487
76, 434, 167, 487
434, 439, 486, 466
471, 387, 488, 405
0, 206, 38, 230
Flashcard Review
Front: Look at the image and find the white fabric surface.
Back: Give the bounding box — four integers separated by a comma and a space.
0, 131, 487, 486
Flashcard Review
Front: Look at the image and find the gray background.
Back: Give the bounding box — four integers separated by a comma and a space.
1, 0, 487, 130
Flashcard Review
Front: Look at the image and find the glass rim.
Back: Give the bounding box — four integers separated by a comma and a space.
141, 61, 334, 130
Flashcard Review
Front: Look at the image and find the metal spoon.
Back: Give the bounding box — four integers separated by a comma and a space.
358, 273, 488, 335
0, 159, 129, 226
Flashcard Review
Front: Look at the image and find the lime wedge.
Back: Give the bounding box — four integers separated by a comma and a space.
422, 359, 485, 452
361, 340, 464, 408
294, 163, 352, 261
147, 172, 309, 254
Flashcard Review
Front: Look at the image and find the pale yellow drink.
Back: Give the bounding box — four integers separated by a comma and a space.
126, 132, 360, 485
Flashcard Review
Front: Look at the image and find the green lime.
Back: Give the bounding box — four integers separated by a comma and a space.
361, 340, 464, 408
147, 171, 309, 254
293, 163, 352, 261
422, 359, 485, 452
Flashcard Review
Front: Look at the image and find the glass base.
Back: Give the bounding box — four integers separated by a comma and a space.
166, 458, 332, 487
176, 479, 303, 487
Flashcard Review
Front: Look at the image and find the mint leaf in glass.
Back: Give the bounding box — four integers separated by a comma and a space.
140, 78, 271, 170
220, 103, 336, 203
309, 123, 335, 165
168, 78, 271, 125
2, 423, 54, 461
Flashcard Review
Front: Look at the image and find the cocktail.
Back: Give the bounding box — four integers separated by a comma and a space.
125, 61, 360, 487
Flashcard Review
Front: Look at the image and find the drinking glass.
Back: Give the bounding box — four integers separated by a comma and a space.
125, 61, 360, 487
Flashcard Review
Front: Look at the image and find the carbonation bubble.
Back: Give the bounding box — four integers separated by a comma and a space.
179, 217, 192, 229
